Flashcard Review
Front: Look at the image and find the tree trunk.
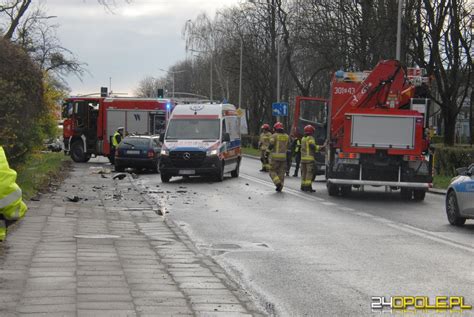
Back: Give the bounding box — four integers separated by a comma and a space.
443, 107, 457, 146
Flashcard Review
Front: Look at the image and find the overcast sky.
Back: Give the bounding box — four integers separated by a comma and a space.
43, 0, 241, 96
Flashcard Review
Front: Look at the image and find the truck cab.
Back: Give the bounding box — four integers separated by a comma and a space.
159, 103, 241, 182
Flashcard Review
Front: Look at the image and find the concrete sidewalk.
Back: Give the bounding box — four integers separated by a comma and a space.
0, 161, 262, 317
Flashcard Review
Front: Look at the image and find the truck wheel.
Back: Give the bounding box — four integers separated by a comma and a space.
216, 161, 225, 182
413, 189, 426, 201
340, 185, 352, 196
71, 141, 88, 163
446, 190, 466, 226
231, 159, 240, 178
161, 174, 171, 183
327, 182, 338, 196
400, 188, 412, 200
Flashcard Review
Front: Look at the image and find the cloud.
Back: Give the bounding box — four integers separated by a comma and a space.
41, 0, 241, 95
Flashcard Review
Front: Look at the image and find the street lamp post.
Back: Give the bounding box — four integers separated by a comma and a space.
239, 35, 243, 107
396, 0, 402, 61
158, 68, 186, 98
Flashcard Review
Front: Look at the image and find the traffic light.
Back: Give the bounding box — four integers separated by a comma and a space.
157, 88, 164, 98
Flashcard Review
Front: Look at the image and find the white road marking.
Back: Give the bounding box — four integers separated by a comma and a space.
240, 173, 474, 254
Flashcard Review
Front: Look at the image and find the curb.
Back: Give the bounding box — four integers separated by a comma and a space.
128, 174, 265, 316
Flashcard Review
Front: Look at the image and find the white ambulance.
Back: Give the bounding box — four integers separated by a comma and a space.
159, 103, 242, 182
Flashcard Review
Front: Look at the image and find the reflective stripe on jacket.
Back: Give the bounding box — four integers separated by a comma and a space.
0, 147, 27, 221
270, 133, 289, 161
301, 135, 319, 162
112, 132, 122, 147
259, 132, 272, 151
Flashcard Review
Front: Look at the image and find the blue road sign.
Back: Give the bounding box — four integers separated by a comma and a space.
272, 102, 289, 116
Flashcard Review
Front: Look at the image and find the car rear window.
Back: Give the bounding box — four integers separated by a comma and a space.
121, 138, 150, 146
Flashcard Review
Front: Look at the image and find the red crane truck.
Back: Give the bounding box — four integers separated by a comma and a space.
62, 97, 174, 163
326, 60, 433, 200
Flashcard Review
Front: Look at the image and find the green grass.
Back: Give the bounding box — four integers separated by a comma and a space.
241, 146, 260, 157
433, 175, 453, 190
15, 151, 70, 200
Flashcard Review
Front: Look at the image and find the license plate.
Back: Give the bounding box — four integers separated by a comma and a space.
179, 170, 195, 175
127, 150, 140, 155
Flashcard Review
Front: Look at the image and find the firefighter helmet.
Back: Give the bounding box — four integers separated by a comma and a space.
273, 122, 283, 131
304, 125, 315, 135
261, 124, 270, 131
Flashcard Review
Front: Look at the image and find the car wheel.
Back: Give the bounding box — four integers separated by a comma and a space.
327, 182, 338, 196
71, 141, 88, 163
161, 174, 171, 183
446, 190, 466, 226
216, 161, 225, 182
413, 189, 426, 201
231, 159, 240, 178
115, 164, 125, 172
340, 185, 352, 196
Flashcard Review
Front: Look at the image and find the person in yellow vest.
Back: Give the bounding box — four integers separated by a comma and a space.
258, 124, 272, 172
268, 122, 289, 192
110, 127, 124, 165
290, 137, 301, 177
300, 125, 324, 192
0, 146, 28, 241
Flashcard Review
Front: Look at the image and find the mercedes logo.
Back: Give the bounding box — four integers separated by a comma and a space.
183, 152, 191, 160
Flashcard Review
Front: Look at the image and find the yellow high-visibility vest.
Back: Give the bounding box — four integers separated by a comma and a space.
0, 146, 27, 223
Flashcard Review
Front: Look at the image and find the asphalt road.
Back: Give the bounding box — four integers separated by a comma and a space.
139, 157, 474, 316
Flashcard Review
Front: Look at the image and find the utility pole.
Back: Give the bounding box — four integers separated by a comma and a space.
396, 0, 402, 61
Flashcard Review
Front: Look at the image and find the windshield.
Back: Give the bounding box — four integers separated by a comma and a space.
166, 119, 220, 140
300, 99, 327, 124
120, 138, 150, 147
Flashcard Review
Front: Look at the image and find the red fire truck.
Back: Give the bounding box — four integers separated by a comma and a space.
326, 60, 432, 200
62, 97, 174, 162
291, 96, 328, 176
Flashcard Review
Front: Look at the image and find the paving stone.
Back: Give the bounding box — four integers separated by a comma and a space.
21, 297, 76, 305
77, 302, 135, 310
78, 310, 137, 317
192, 303, 248, 313
77, 294, 133, 302
16, 304, 76, 313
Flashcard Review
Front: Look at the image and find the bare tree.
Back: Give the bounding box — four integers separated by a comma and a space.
406, 0, 472, 145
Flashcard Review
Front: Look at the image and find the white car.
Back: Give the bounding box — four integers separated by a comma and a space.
446, 164, 474, 226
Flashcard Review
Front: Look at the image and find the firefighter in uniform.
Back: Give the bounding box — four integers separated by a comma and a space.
300, 125, 322, 192
110, 127, 124, 165
0, 146, 28, 241
258, 124, 272, 172
268, 122, 289, 192
292, 137, 301, 177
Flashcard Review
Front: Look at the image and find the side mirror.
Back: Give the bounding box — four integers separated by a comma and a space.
159, 133, 164, 143
222, 132, 231, 142
455, 167, 468, 176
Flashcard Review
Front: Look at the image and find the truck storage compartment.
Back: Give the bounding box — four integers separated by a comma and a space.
350, 114, 416, 149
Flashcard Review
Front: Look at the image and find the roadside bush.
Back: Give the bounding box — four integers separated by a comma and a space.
241, 135, 259, 148
0, 38, 47, 165
434, 145, 474, 176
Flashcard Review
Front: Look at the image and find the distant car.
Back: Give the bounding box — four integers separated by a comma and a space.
115, 135, 161, 173
446, 164, 474, 226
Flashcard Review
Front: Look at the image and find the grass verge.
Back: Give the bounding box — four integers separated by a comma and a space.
15, 151, 70, 200
242, 147, 260, 157
433, 175, 452, 190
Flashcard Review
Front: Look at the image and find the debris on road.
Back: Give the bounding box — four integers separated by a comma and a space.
113, 173, 127, 180
66, 196, 81, 202
89, 166, 112, 174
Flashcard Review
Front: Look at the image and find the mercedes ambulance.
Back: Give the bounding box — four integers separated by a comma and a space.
159, 103, 242, 182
